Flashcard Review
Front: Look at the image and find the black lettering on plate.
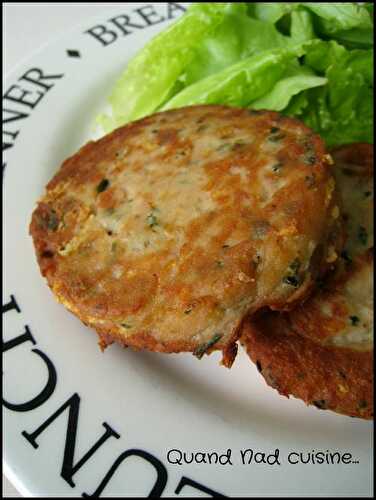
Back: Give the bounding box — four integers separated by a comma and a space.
82, 449, 168, 498
2, 294, 21, 314
167, 2, 187, 18
3, 108, 29, 124
19, 68, 64, 92
3, 348, 57, 412
84, 25, 118, 46
134, 5, 166, 26
2, 129, 20, 153
3, 84, 44, 109
22, 393, 120, 487
2, 67, 64, 178
109, 14, 145, 35
175, 476, 227, 497
85, 3, 186, 47
3, 324, 35, 352
3, 68, 64, 109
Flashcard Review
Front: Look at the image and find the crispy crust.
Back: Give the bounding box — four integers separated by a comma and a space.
241, 143, 373, 417
241, 316, 373, 419
30, 105, 340, 366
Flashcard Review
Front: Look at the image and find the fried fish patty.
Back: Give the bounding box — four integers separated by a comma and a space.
30, 105, 340, 366
242, 144, 373, 417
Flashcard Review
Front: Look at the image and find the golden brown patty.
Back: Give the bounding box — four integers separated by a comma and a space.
30, 105, 340, 366
242, 143, 373, 418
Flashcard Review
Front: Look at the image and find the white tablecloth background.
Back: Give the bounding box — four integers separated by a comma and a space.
3, 4, 128, 496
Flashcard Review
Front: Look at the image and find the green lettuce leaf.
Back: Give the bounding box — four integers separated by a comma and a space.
251, 65, 326, 111
295, 48, 374, 146
284, 90, 311, 117
302, 3, 372, 34
304, 39, 347, 73
252, 3, 298, 24
332, 27, 374, 49
290, 9, 315, 43
183, 11, 288, 86
96, 1, 373, 149
98, 3, 232, 132
301, 3, 373, 49
161, 48, 302, 110
365, 3, 374, 15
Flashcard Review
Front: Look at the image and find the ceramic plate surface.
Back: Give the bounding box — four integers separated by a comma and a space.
3, 3, 373, 497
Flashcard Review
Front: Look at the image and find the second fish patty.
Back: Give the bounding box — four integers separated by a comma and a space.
241, 143, 373, 418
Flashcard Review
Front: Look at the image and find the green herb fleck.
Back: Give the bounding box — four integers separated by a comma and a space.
197, 124, 207, 132
283, 259, 301, 287
96, 179, 109, 193
146, 213, 159, 228
340, 250, 352, 264
193, 333, 223, 359
313, 399, 327, 410
111, 241, 118, 252
252, 254, 262, 269
184, 309, 192, 315
216, 143, 232, 152
121, 323, 132, 329
47, 211, 59, 231
283, 275, 300, 287
316, 277, 326, 290
349, 315, 360, 326
358, 399, 368, 409
304, 153, 316, 165
216, 260, 224, 268
289, 258, 301, 273
268, 132, 285, 143
231, 141, 247, 151
358, 226, 368, 245
272, 162, 282, 172
300, 139, 316, 165
305, 174, 316, 188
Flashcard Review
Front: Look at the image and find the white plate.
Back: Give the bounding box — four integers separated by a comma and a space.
3, 3, 373, 497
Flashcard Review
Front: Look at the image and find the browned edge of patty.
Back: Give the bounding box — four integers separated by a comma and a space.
241, 315, 373, 419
